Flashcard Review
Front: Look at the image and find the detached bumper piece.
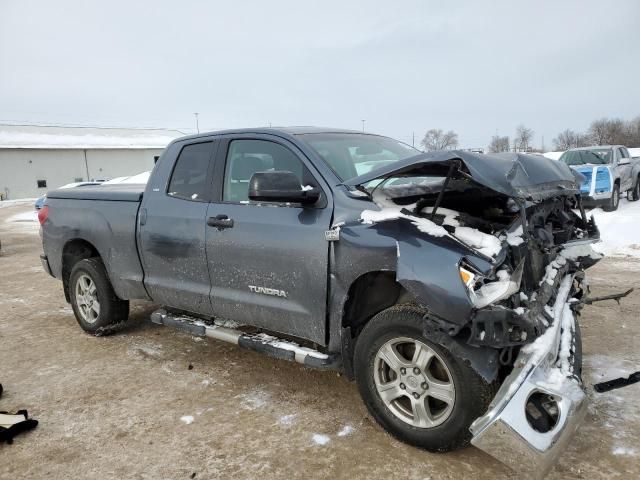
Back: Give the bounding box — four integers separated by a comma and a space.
470, 275, 586, 478
150, 309, 341, 370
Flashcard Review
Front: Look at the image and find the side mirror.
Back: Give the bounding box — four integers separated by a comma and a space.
248, 171, 320, 205
619, 157, 631, 165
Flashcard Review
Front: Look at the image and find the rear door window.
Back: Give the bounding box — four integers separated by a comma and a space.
167, 142, 213, 201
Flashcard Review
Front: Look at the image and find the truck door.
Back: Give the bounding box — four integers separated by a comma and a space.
617, 147, 633, 191
138, 140, 217, 315
205, 136, 333, 345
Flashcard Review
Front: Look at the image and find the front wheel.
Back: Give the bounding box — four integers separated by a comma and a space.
69, 258, 129, 334
354, 305, 495, 452
604, 184, 620, 211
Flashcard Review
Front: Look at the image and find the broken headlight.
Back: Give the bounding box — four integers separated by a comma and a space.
460, 262, 524, 309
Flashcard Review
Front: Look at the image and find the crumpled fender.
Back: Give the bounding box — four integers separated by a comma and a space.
367, 218, 494, 327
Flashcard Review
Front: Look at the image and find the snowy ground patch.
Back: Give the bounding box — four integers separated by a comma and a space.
236, 388, 270, 410
312, 434, 330, 445
584, 354, 640, 459
180, 415, 194, 425
337, 425, 355, 437
0, 198, 37, 208
588, 199, 640, 258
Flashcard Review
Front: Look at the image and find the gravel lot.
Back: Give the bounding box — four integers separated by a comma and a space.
1, 202, 638, 479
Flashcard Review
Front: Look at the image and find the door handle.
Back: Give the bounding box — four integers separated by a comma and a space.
207, 214, 234, 230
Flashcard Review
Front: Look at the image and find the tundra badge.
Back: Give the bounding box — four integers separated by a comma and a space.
248, 285, 288, 298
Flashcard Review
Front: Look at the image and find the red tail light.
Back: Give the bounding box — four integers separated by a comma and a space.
38, 205, 49, 225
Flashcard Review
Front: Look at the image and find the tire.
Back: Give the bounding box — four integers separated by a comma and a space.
354, 305, 495, 452
628, 177, 640, 202
69, 258, 129, 334
604, 183, 620, 212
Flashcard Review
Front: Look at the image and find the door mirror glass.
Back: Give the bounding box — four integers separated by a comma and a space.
249, 171, 320, 205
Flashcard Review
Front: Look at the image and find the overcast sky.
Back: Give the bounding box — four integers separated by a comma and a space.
1, 0, 639, 149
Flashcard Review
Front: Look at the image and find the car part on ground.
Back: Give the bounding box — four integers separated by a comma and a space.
593, 372, 640, 393
0, 384, 39, 445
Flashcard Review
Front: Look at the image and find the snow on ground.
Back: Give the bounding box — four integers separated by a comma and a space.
311, 434, 331, 446
7, 211, 38, 223
0, 198, 37, 208
543, 151, 564, 160
180, 415, 195, 425
588, 198, 640, 257
584, 354, 640, 458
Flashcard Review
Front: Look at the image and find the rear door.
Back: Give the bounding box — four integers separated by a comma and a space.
138, 140, 217, 315
205, 135, 333, 345
617, 147, 633, 191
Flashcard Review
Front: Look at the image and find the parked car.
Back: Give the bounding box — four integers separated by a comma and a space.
38, 128, 603, 476
559, 145, 640, 211
34, 181, 104, 210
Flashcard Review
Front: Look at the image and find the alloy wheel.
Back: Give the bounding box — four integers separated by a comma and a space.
374, 337, 455, 428
75, 274, 100, 324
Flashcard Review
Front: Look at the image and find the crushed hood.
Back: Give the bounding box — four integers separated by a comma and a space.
345, 150, 585, 201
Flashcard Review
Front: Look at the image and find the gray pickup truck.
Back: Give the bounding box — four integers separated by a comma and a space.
39, 128, 603, 476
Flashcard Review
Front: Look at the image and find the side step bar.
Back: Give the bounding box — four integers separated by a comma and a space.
150, 309, 341, 370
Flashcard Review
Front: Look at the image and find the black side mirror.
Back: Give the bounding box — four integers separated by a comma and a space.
248, 171, 320, 205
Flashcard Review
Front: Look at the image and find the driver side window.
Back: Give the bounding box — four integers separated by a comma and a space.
223, 139, 305, 203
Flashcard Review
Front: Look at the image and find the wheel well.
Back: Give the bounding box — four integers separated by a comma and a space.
342, 271, 414, 336
62, 239, 100, 301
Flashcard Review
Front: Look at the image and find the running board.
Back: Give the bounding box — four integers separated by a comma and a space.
150, 309, 341, 370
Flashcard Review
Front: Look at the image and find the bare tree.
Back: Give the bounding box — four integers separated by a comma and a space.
588, 118, 626, 145
552, 129, 589, 150
625, 116, 640, 147
420, 129, 459, 151
488, 135, 510, 153
514, 124, 534, 152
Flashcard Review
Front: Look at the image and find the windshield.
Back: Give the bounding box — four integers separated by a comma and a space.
298, 133, 419, 181
560, 149, 611, 166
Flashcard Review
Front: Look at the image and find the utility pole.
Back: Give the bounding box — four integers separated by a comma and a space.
412, 132, 415, 147
194, 113, 200, 133
361, 120, 365, 132
541, 135, 545, 152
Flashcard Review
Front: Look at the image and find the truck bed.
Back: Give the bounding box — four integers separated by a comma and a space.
43, 184, 149, 302
47, 184, 145, 202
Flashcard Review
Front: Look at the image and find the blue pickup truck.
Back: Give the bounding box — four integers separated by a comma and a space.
559, 145, 640, 211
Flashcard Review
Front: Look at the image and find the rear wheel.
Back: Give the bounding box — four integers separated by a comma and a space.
604, 184, 620, 211
628, 176, 640, 202
354, 305, 495, 452
69, 258, 129, 334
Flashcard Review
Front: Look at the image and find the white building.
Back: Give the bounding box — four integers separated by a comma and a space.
0, 124, 184, 199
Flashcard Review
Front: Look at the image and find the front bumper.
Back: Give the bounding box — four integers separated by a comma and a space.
581, 191, 611, 207
470, 274, 586, 478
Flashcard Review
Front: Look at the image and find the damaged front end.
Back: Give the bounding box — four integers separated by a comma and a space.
348, 151, 604, 476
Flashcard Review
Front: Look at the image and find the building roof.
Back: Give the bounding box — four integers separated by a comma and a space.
0, 124, 185, 149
